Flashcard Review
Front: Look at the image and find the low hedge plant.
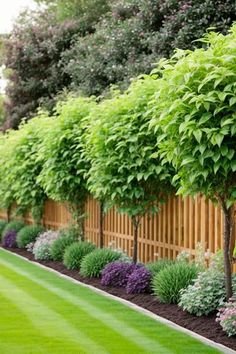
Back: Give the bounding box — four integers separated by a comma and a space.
80, 248, 121, 278
16, 225, 45, 248
63, 241, 96, 270
2, 220, 25, 241
153, 262, 198, 304
101, 262, 141, 288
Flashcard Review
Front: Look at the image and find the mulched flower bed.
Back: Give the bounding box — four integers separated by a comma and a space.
5, 247, 236, 351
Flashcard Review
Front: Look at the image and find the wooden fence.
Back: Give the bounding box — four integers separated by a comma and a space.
1, 194, 235, 264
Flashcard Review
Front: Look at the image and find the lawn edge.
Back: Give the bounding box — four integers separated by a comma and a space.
1, 247, 234, 354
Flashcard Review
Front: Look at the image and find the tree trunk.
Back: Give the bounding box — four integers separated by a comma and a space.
222, 205, 233, 300
7, 205, 11, 223
99, 201, 104, 248
132, 216, 141, 264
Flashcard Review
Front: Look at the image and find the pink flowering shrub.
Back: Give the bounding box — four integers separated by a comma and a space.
216, 299, 236, 337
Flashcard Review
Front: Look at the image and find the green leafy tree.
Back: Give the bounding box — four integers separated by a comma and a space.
0, 112, 53, 222
87, 76, 173, 262
37, 96, 96, 235
150, 24, 236, 299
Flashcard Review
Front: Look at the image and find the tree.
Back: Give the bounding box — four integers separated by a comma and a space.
37, 95, 96, 236
0, 112, 53, 222
87, 76, 173, 262
3, 10, 80, 129
150, 24, 236, 299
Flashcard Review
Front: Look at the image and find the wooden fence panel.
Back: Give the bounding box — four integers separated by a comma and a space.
0, 194, 235, 265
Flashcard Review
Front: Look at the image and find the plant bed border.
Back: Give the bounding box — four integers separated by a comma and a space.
2, 246, 236, 353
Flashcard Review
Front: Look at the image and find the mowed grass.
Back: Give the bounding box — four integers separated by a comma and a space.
0, 248, 220, 354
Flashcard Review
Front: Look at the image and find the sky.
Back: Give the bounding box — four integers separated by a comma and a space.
0, 1, 39, 92
0, 0, 37, 34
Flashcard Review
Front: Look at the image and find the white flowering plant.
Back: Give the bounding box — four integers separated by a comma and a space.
32, 230, 60, 260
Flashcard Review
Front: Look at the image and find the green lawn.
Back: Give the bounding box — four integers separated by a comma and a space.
0, 248, 221, 354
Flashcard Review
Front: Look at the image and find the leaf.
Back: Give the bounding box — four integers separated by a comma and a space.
229, 97, 236, 106
193, 130, 202, 143
231, 160, 236, 172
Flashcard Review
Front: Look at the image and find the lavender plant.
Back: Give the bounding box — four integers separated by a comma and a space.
101, 262, 141, 288
2, 230, 17, 248
126, 266, 151, 294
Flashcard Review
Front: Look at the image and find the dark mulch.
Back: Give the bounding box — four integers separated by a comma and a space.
4, 247, 236, 351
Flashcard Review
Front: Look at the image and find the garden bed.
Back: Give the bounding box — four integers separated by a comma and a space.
5, 246, 236, 352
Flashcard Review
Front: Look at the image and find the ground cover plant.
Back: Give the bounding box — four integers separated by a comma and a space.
126, 266, 151, 294
16, 225, 45, 249
0, 248, 220, 354
63, 241, 96, 270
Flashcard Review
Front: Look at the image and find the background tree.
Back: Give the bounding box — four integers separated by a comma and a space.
37, 95, 96, 236
3, 10, 80, 129
87, 76, 173, 262
150, 24, 236, 299
2, 0, 235, 128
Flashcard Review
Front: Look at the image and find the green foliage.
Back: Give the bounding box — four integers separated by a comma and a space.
2, 220, 25, 241
149, 24, 236, 207
0, 114, 53, 220
50, 233, 77, 261
86, 76, 173, 218
63, 241, 96, 270
16, 225, 45, 249
0, 95, 6, 126
3, 10, 80, 128
3, 0, 235, 127
37, 96, 96, 227
153, 262, 198, 304
80, 248, 122, 278
146, 259, 174, 277
179, 269, 236, 316
0, 220, 7, 239
64, 0, 236, 97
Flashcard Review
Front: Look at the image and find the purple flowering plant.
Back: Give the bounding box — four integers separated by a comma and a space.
126, 266, 152, 294
101, 262, 141, 288
2, 230, 17, 248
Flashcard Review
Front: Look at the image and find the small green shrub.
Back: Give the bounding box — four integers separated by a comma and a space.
2, 220, 25, 240
80, 248, 121, 278
59, 224, 83, 242
16, 225, 45, 248
50, 235, 76, 261
153, 262, 198, 304
0, 220, 7, 240
146, 259, 174, 277
179, 269, 236, 316
63, 242, 96, 270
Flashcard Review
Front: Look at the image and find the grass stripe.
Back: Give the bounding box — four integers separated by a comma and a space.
0, 249, 220, 354
0, 260, 168, 354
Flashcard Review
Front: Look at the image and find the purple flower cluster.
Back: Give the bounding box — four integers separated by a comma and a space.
101, 261, 151, 294
2, 230, 17, 248
126, 267, 151, 294
101, 262, 141, 288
